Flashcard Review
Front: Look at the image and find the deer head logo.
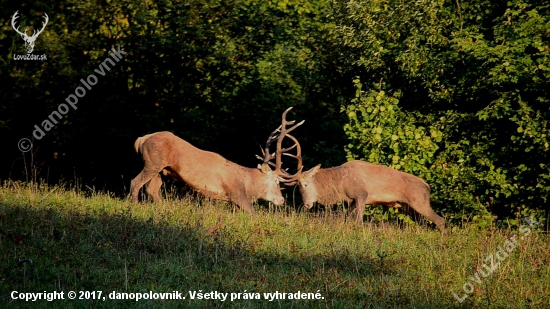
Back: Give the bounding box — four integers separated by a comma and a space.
11, 11, 49, 54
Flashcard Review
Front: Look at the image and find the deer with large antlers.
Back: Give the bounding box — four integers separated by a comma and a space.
11, 11, 49, 54
276, 116, 446, 232
130, 108, 303, 212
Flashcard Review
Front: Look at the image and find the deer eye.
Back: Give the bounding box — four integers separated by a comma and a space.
303, 183, 308, 188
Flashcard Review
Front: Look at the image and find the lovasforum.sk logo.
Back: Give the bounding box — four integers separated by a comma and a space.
11, 10, 48, 60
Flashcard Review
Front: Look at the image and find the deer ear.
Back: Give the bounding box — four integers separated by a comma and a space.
309, 164, 321, 175
259, 163, 272, 173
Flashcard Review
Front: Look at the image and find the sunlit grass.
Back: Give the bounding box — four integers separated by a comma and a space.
0, 180, 548, 308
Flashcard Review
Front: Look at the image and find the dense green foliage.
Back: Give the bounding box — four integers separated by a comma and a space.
337, 0, 549, 226
1, 0, 548, 226
1, 0, 346, 183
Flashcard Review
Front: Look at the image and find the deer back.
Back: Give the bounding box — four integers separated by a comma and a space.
340, 160, 429, 204
309, 166, 351, 205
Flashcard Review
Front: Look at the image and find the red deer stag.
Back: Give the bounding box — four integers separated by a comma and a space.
277, 130, 446, 232
130, 108, 303, 213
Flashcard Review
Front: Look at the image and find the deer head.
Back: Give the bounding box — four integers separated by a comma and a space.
11, 11, 49, 54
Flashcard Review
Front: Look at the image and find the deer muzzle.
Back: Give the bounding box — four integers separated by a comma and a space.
273, 196, 285, 205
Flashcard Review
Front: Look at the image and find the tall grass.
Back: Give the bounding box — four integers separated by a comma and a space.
0, 181, 548, 308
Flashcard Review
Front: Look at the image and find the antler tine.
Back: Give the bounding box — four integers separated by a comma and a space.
284, 119, 305, 136
280, 108, 301, 129
278, 134, 303, 180
282, 134, 301, 161
11, 11, 49, 38
260, 106, 304, 178
273, 108, 304, 180
256, 154, 276, 168
258, 124, 283, 169
11, 11, 27, 37
31, 13, 48, 39
41, 14, 48, 27
281, 144, 296, 152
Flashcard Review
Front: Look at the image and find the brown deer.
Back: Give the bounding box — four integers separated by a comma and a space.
277, 127, 446, 232
130, 107, 304, 213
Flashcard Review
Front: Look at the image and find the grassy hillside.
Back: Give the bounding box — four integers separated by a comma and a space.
0, 181, 548, 308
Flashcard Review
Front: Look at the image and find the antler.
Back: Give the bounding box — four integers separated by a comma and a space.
256, 124, 281, 169
256, 107, 304, 182
31, 13, 49, 39
278, 133, 303, 184
275, 108, 303, 179
11, 11, 27, 38
11, 11, 48, 39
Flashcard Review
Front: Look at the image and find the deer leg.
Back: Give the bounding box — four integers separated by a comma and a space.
221, 181, 255, 213
146, 172, 163, 203
237, 199, 255, 213
228, 190, 254, 214
353, 194, 368, 224
233, 194, 255, 213
130, 169, 159, 203
408, 201, 446, 232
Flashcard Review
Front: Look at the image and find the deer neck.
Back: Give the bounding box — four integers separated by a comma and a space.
312, 168, 347, 205
242, 167, 265, 200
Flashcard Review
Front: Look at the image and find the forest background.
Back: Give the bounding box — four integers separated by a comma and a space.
1, 0, 548, 228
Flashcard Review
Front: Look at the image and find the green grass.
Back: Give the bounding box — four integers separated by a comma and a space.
0, 181, 548, 308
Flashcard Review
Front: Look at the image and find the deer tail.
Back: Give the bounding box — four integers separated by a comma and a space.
134, 133, 154, 154
134, 137, 142, 154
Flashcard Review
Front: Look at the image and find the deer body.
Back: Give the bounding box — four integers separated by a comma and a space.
130, 131, 285, 212
296, 160, 445, 231
263, 108, 445, 232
